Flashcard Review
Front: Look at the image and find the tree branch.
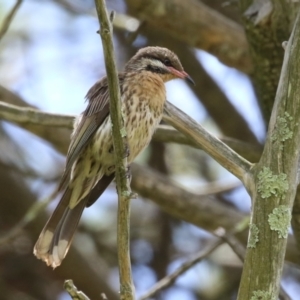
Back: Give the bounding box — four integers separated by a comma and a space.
214, 228, 292, 300
238, 0, 299, 121
140, 223, 249, 300
163, 101, 253, 184
0, 101, 74, 127
94, 1, 134, 299
125, 0, 252, 73
0, 101, 262, 161
0, 162, 119, 300
142, 34, 260, 145
64, 280, 90, 300
2, 77, 300, 280
237, 10, 300, 300
131, 164, 247, 233
0, 86, 71, 154
0, 0, 23, 41
0, 98, 254, 184
0, 99, 299, 266
154, 125, 262, 162
139, 238, 223, 300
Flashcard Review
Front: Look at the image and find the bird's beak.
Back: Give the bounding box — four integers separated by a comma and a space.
181, 71, 195, 85
167, 67, 195, 85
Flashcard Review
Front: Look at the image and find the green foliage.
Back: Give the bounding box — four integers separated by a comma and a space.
247, 223, 259, 248
257, 167, 288, 199
268, 205, 291, 238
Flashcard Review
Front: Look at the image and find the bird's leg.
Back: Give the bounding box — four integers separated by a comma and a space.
125, 165, 138, 199
108, 144, 130, 159
125, 165, 132, 183
123, 143, 130, 159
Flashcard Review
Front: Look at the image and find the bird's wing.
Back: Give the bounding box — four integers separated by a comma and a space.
58, 74, 125, 191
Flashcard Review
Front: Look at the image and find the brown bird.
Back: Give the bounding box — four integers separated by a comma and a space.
34, 46, 193, 268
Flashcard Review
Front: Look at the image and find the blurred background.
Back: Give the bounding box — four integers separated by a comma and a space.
0, 0, 300, 299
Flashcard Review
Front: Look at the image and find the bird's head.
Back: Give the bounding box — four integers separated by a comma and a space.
125, 46, 194, 85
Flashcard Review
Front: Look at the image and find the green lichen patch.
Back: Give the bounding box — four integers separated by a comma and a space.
250, 290, 274, 300
121, 190, 132, 199
268, 205, 291, 238
257, 167, 288, 199
120, 127, 127, 137
247, 224, 259, 248
271, 112, 293, 145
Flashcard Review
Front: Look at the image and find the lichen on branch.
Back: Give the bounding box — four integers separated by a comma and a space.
257, 167, 289, 199
268, 205, 291, 239
247, 223, 259, 248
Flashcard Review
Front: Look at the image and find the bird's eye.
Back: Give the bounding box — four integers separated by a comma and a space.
163, 58, 172, 66
147, 65, 160, 72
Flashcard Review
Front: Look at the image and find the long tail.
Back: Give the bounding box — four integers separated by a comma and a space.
34, 173, 115, 268
33, 188, 87, 268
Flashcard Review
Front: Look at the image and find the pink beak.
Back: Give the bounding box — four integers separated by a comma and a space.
168, 67, 195, 85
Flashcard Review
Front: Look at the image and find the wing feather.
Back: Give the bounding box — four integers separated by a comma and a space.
58, 74, 125, 191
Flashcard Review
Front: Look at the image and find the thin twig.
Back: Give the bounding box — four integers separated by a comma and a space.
64, 280, 90, 300
139, 238, 223, 300
163, 101, 253, 183
213, 227, 246, 262
101, 293, 108, 300
94, 1, 134, 299
0, 0, 23, 41
139, 218, 250, 300
187, 179, 241, 196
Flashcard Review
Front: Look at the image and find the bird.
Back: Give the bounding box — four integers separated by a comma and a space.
34, 46, 194, 268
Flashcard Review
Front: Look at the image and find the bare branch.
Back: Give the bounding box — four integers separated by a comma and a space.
139, 238, 223, 300
140, 221, 249, 300
0, 0, 23, 41
237, 10, 300, 300
0, 162, 116, 300
142, 34, 259, 145
214, 228, 246, 262
0, 101, 74, 127
64, 280, 90, 300
163, 101, 253, 183
0, 99, 299, 267
131, 164, 246, 232
239, 0, 298, 120
126, 0, 252, 73
94, 1, 135, 299
154, 125, 262, 162
0, 87, 71, 154
214, 228, 291, 300
173, 46, 259, 145
0, 101, 262, 161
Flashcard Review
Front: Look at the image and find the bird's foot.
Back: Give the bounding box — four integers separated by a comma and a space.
125, 165, 132, 182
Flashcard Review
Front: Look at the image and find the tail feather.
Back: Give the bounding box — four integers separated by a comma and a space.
86, 173, 115, 207
34, 188, 87, 268
34, 174, 115, 268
